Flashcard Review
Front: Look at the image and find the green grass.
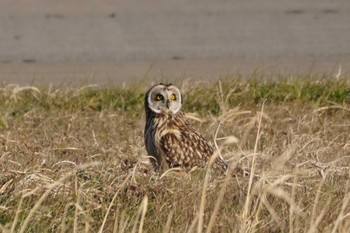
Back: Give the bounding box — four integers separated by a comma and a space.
1, 78, 349, 116
0, 76, 350, 232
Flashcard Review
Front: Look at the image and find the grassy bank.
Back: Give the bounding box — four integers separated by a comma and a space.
0, 77, 350, 232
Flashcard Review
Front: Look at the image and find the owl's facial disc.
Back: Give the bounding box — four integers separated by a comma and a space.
148, 84, 182, 114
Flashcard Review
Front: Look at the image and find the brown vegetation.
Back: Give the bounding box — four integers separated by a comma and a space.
0, 78, 350, 232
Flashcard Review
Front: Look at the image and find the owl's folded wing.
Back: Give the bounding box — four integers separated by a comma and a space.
159, 130, 214, 169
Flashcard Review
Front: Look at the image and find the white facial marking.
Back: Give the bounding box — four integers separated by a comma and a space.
148, 92, 162, 113
148, 84, 182, 114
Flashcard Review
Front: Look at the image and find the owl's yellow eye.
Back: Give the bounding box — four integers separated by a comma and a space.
156, 94, 163, 101
170, 94, 176, 101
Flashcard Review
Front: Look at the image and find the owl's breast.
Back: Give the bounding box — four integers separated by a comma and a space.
154, 116, 182, 146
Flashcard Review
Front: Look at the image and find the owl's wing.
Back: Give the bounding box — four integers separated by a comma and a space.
159, 128, 227, 173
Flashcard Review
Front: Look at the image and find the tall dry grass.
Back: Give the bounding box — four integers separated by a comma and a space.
0, 78, 349, 232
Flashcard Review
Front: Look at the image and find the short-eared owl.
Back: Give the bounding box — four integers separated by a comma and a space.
144, 83, 228, 174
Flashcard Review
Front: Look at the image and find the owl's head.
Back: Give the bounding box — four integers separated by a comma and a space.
145, 83, 182, 115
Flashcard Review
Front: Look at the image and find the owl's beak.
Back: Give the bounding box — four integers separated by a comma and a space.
165, 100, 170, 109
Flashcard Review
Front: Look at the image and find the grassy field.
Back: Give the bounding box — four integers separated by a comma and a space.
0, 76, 350, 232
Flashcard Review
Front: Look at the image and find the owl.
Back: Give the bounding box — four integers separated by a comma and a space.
144, 83, 228, 175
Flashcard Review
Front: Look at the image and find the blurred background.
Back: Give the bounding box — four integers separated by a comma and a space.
0, 0, 349, 85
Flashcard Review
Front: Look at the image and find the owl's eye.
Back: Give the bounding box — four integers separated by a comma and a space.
156, 94, 163, 101
170, 94, 176, 101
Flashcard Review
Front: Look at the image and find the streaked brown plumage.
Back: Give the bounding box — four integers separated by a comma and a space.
144, 83, 228, 174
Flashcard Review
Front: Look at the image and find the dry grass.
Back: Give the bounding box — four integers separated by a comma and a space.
0, 77, 350, 232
